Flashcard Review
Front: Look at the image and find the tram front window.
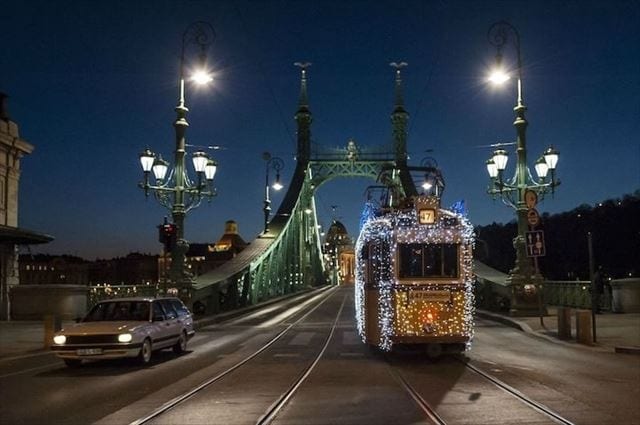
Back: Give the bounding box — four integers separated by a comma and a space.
398, 243, 458, 279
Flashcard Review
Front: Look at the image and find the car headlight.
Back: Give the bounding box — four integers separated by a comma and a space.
118, 333, 133, 343
53, 335, 66, 345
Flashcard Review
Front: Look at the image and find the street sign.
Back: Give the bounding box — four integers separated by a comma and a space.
526, 230, 546, 257
525, 189, 538, 209
527, 208, 540, 227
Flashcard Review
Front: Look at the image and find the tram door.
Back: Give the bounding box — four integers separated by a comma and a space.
363, 241, 382, 345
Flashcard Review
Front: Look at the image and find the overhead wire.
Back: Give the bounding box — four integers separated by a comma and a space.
233, 6, 297, 152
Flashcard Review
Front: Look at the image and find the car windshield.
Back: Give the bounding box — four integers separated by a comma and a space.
84, 301, 150, 322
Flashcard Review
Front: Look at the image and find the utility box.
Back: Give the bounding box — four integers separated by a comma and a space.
575, 309, 593, 345
611, 278, 640, 313
557, 307, 572, 339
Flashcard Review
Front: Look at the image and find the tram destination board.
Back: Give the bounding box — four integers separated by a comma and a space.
408, 290, 451, 302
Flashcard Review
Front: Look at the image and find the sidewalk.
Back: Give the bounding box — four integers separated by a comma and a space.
1, 308, 639, 360
476, 307, 640, 354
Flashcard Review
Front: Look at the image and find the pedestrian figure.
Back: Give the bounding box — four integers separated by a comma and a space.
593, 266, 605, 314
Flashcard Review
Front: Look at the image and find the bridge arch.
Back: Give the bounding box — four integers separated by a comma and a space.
191, 64, 419, 314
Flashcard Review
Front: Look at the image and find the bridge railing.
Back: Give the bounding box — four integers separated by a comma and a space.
190, 162, 326, 314
88, 283, 160, 307
543, 280, 612, 311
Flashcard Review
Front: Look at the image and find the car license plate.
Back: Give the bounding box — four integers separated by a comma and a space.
77, 348, 102, 356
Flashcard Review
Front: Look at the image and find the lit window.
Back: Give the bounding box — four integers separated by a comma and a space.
398, 243, 459, 279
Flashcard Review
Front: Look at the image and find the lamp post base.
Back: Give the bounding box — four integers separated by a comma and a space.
507, 274, 547, 317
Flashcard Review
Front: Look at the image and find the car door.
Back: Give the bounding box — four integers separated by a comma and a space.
158, 299, 181, 347
150, 300, 172, 349
169, 298, 194, 337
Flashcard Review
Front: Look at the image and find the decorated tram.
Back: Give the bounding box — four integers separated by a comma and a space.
354, 194, 475, 356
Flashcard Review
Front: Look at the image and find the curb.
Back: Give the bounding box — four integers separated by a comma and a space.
474, 309, 531, 332
475, 309, 640, 355
193, 285, 330, 329
615, 346, 640, 355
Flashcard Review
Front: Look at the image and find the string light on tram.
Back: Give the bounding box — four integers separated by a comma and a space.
355, 208, 475, 351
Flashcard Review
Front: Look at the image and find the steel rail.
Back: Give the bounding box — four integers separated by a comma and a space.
129, 286, 340, 425
462, 360, 576, 425
387, 361, 447, 425
256, 293, 347, 425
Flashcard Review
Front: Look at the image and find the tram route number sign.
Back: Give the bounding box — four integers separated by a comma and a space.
526, 230, 546, 257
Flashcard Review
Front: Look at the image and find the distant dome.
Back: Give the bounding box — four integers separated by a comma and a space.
326, 220, 351, 245
327, 220, 348, 236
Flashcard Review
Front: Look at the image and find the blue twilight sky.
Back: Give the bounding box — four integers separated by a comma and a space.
2, 0, 639, 259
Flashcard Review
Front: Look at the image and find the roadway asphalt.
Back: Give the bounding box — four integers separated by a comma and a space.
1, 307, 638, 361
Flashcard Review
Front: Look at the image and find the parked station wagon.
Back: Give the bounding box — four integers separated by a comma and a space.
51, 297, 195, 367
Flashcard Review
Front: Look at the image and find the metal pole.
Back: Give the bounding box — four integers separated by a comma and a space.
534, 255, 544, 327
264, 166, 271, 233
588, 232, 596, 342
263, 152, 272, 234
512, 66, 531, 287
170, 33, 190, 288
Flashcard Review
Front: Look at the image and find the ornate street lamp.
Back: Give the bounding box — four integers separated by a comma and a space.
138, 21, 218, 302
419, 156, 445, 198
262, 152, 285, 234
484, 21, 561, 315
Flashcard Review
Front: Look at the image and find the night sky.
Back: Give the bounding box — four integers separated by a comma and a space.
3, 0, 639, 259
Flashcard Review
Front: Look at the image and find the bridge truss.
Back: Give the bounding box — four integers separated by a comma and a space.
191, 64, 421, 314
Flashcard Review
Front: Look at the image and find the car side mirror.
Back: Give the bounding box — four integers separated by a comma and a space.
153, 315, 164, 322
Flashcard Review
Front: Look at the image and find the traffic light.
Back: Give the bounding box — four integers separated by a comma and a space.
158, 222, 177, 252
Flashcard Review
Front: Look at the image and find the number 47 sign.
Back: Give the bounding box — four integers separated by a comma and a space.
526, 230, 546, 257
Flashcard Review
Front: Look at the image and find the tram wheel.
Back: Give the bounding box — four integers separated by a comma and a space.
425, 343, 443, 359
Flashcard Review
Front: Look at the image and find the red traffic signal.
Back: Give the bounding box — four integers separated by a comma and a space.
158, 223, 177, 251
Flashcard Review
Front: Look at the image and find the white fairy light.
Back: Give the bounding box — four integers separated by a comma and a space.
355, 202, 475, 351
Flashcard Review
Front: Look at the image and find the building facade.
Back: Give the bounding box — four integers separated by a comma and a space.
324, 220, 355, 285
159, 220, 248, 282
0, 93, 53, 319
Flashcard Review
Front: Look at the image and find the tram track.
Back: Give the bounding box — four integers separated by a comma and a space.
387, 353, 576, 425
257, 294, 346, 425
461, 359, 576, 425
388, 363, 447, 425
128, 286, 344, 425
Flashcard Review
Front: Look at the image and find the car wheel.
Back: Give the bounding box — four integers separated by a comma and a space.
64, 359, 82, 367
173, 331, 187, 354
138, 338, 152, 364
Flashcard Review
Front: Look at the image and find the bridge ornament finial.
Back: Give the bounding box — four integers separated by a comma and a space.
346, 139, 359, 162
390, 61, 408, 111
390, 61, 409, 166
294, 61, 312, 110
294, 61, 312, 164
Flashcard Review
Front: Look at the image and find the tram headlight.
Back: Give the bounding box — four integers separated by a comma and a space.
423, 312, 436, 334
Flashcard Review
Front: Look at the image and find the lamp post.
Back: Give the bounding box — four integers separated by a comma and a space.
262, 152, 285, 234
419, 156, 445, 198
484, 21, 560, 315
138, 22, 218, 302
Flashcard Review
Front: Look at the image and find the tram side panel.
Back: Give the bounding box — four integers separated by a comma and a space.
365, 289, 381, 345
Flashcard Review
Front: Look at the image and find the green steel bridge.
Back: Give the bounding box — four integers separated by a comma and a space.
190, 63, 446, 314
